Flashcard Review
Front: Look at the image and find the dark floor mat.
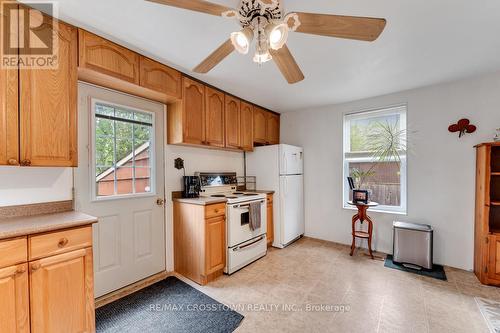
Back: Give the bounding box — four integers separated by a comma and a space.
384, 254, 447, 280
96, 276, 244, 333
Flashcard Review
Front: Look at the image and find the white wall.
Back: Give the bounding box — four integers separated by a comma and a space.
0, 167, 73, 206
164, 145, 244, 271
281, 71, 500, 271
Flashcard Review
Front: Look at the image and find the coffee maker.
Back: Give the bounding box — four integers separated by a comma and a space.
183, 176, 200, 198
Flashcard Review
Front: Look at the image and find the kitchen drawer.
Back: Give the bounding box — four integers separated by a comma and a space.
0, 237, 27, 268
205, 203, 226, 219
29, 226, 92, 260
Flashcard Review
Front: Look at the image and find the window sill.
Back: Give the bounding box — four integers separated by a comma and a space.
343, 205, 407, 216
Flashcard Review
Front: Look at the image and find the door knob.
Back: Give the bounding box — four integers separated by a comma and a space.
156, 198, 165, 206
7, 159, 18, 165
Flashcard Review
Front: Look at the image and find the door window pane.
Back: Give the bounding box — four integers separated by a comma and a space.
93, 102, 154, 198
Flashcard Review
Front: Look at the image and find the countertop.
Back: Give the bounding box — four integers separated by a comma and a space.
173, 190, 275, 206
0, 211, 98, 240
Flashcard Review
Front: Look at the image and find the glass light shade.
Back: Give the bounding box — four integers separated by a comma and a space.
265, 22, 288, 50
253, 50, 272, 64
230, 27, 254, 54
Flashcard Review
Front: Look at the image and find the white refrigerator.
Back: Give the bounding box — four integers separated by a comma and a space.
246, 144, 304, 248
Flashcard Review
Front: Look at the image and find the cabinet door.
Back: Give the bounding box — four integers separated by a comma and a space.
225, 95, 241, 149
30, 248, 94, 333
240, 102, 254, 151
139, 57, 181, 99
266, 112, 280, 145
205, 217, 225, 274
0, 1, 19, 166
182, 78, 206, 145
488, 234, 500, 282
0, 264, 29, 333
79, 30, 140, 84
20, 20, 77, 167
253, 107, 267, 144
266, 194, 274, 246
205, 87, 225, 148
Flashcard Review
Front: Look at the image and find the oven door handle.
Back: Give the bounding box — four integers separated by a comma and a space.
232, 235, 265, 252
233, 200, 265, 209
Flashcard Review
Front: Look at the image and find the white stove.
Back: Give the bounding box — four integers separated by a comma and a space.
197, 172, 267, 274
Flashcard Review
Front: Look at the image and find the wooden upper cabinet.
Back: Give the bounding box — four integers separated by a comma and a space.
20, 20, 78, 167
240, 102, 254, 151
182, 78, 205, 145
267, 112, 280, 145
0, 2, 19, 166
139, 57, 182, 99
253, 107, 268, 144
225, 95, 241, 149
253, 107, 279, 145
205, 87, 225, 148
0, 263, 30, 333
78, 29, 140, 84
30, 248, 95, 333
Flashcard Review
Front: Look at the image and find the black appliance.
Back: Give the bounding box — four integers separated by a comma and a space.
183, 176, 200, 198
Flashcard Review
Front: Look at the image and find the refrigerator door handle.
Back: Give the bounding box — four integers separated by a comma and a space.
283, 152, 287, 175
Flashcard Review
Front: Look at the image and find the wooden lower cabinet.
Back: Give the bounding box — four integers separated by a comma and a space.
174, 202, 226, 285
0, 263, 30, 333
266, 194, 274, 246
205, 216, 226, 274
0, 225, 95, 333
30, 248, 94, 333
488, 234, 500, 283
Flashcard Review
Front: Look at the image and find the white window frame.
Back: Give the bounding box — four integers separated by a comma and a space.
90, 98, 157, 202
342, 104, 408, 215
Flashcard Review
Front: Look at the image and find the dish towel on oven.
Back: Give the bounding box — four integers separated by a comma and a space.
249, 201, 261, 231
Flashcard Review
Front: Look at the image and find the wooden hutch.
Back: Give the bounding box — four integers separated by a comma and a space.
474, 142, 500, 285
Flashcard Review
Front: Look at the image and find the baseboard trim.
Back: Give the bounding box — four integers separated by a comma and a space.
95, 271, 173, 308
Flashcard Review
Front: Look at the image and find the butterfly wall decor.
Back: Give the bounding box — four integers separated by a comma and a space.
448, 119, 477, 138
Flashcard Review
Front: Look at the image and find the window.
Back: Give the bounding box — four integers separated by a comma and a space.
92, 100, 155, 200
343, 105, 407, 214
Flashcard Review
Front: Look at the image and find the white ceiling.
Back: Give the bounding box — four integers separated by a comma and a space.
53, 0, 500, 112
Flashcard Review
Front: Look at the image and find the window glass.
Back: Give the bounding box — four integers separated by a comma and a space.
343, 106, 407, 213
94, 102, 154, 198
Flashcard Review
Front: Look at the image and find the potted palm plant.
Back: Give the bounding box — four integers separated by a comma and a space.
350, 120, 407, 203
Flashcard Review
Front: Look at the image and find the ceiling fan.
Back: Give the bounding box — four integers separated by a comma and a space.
146, 0, 386, 84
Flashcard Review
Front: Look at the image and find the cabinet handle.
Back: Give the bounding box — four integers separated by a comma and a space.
214, 209, 219, 213
31, 263, 41, 271
7, 159, 18, 165
16, 267, 26, 275
58, 237, 69, 248
20, 159, 31, 166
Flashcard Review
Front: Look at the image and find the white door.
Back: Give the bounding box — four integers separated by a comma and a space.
279, 174, 304, 245
280, 145, 303, 175
74, 83, 166, 298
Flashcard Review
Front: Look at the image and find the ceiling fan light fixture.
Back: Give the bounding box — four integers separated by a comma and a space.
230, 27, 254, 54
266, 22, 288, 50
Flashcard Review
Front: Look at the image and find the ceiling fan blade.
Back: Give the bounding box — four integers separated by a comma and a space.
145, 0, 233, 16
293, 12, 386, 41
270, 45, 304, 84
193, 39, 235, 73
